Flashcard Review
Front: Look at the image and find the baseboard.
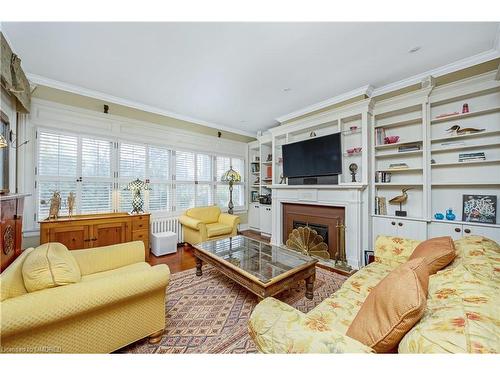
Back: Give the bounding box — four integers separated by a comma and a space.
239, 224, 249, 231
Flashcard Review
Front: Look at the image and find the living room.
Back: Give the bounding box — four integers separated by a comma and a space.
1, 1, 499, 373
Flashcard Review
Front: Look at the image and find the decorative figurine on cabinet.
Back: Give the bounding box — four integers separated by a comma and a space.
446, 208, 456, 221
67, 192, 76, 217
389, 188, 411, 217
434, 212, 445, 220
349, 163, 358, 183
48, 191, 62, 220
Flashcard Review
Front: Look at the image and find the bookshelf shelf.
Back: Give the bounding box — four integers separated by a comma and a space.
431, 159, 500, 167
431, 182, 500, 186
375, 140, 422, 150
374, 116, 422, 129
377, 168, 423, 172
372, 214, 427, 222
431, 130, 500, 143
431, 141, 500, 153
375, 150, 423, 158
430, 106, 500, 124
375, 183, 424, 187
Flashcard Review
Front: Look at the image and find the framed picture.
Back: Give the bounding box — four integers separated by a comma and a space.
462, 194, 497, 224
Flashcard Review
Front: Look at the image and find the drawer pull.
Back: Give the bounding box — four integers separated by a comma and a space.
464, 228, 471, 234
454, 228, 461, 233
391, 221, 396, 226
398, 222, 403, 227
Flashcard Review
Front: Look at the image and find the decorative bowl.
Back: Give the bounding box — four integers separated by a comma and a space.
384, 136, 400, 144
349, 126, 358, 131
346, 147, 362, 155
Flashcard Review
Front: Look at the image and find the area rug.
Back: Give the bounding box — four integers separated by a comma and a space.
120, 265, 347, 354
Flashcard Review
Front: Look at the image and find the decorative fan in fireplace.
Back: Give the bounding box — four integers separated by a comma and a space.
286, 226, 330, 259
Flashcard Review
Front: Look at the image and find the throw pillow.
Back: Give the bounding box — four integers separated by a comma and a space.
409, 236, 456, 275
22, 242, 81, 292
346, 257, 429, 353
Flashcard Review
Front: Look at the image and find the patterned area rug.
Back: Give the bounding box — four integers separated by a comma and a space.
121, 265, 347, 354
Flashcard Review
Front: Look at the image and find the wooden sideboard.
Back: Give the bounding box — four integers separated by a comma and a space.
40, 212, 150, 260
1, 194, 28, 272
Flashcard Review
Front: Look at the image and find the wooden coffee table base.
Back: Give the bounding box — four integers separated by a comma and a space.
193, 247, 316, 300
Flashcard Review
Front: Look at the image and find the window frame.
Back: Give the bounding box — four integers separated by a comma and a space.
34, 126, 246, 228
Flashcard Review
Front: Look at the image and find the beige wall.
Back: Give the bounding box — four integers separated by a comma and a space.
32, 85, 256, 143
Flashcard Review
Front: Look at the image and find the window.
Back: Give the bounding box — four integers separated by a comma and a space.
119, 142, 146, 211
148, 145, 171, 211
37, 130, 112, 220
35, 128, 245, 223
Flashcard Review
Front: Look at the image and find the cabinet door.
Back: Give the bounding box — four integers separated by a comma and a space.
248, 204, 260, 230
48, 225, 90, 250
428, 222, 463, 240
462, 224, 500, 243
92, 221, 128, 247
260, 206, 272, 234
395, 219, 427, 240
372, 216, 399, 239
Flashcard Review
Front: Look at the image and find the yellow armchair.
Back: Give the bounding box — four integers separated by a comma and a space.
179, 206, 240, 245
0, 241, 170, 353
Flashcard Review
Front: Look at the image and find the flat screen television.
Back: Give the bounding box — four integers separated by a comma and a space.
282, 133, 342, 178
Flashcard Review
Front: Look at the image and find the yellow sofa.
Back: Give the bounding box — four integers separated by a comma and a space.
0, 241, 170, 353
179, 206, 240, 245
248, 235, 500, 353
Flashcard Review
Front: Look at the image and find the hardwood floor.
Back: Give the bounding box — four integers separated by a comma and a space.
147, 230, 269, 273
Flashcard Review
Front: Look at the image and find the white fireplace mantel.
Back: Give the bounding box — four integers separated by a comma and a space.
271, 185, 367, 269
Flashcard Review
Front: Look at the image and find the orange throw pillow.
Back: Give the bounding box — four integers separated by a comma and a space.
346, 258, 429, 353
409, 236, 456, 275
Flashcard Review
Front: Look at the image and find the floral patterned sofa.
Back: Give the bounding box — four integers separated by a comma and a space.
248, 235, 500, 353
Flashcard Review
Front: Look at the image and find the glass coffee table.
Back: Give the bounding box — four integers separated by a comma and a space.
192, 235, 318, 300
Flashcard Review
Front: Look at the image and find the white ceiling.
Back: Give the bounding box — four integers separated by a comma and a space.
2, 22, 499, 135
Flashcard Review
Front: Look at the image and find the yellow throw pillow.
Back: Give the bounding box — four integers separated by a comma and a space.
22, 243, 81, 292
346, 258, 429, 353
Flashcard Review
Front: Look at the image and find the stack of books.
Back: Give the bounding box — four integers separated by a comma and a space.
398, 144, 420, 152
459, 152, 485, 162
374, 196, 387, 215
375, 171, 392, 183
388, 163, 409, 170
375, 128, 386, 146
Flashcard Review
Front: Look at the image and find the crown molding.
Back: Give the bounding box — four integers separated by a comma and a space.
275, 48, 500, 124
275, 85, 373, 124
26, 73, 256, 138
371, 48, 500, 97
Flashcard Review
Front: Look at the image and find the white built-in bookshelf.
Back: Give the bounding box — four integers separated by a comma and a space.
370, 71, 500, 242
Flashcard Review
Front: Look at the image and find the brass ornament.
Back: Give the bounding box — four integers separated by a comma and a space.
286, 226, 330, 259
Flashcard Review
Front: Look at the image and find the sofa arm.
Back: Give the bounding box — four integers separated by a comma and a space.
218, 213, 240, 228
1, 264, 170, 338
248, 297, 372, 353
179, 215, 205, 230
72, 241, 146, 276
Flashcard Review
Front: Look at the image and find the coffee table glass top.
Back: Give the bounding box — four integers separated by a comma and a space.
195, 235, 316, 283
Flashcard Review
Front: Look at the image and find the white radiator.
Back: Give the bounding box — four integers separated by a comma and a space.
150, 216, 183, 243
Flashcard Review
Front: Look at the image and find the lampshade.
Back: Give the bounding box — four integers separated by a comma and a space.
221, 166, 241, 183
123, 178, 151, 191
0, 134, 7, 148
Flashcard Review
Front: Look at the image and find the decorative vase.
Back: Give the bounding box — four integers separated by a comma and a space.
445, 209, 456, 221
434, 213, 444, 220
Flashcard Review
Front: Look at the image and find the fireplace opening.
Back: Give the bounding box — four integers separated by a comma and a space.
292, 221, 328, 247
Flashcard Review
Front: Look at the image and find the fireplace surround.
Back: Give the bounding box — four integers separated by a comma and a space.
270, 185, 366, 269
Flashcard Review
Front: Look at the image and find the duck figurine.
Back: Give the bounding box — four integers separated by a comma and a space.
446, 125, 485, 135
389, 188, 412, 217
389, 188, 411, 205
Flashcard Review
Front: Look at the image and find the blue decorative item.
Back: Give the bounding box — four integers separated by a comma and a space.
446, 208, 456, 221
434, 213, 444, 220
